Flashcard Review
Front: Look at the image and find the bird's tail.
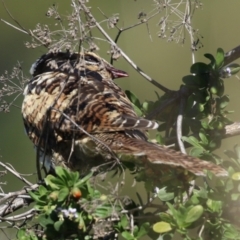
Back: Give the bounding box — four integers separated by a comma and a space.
96, 133, 228, 178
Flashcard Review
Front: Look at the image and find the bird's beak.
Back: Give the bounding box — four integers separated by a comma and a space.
106, 66, 129, 79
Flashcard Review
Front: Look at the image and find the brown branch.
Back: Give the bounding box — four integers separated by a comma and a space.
224, 122, 240, 138
164, 122, 240, 148
224, 45, 240, 67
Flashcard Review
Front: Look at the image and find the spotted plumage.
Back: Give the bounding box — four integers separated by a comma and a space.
22, 51, 228, 178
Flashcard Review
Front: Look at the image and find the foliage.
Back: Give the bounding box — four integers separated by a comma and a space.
16, 166, 149, 240
1, 1, 240, 240
15, 48, 240, 240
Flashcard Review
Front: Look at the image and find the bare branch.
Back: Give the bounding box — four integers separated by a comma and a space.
0, 162, 33, 186
224, 45, 240, 67
0, 208, 36, 222
224, 122, 240, 137
79, 0, 171, 93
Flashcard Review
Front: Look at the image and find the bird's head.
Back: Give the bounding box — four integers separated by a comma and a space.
30, 51, 128, 80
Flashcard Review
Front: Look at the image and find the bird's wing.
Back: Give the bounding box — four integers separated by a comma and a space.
22, 70, 158, 142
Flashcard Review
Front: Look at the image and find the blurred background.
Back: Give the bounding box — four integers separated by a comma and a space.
0, 1, 240, 239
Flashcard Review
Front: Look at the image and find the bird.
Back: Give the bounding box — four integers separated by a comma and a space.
22, 51, 228, 184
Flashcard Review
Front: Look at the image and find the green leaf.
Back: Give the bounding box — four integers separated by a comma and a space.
156, 133, 164, 145
199, 131, 208, 145
231, 193, 240, 201
74, 172, 93, 188
166, 202, 181, 224
54, 220, 63, 231
201, 119, 210, 130
210, 86, 217, 95
159, 212, 173, 223
58, 187, 69, 202
234, 145, 240, 159
232, 172, 240, 181
185, 205, 203, 223
190, 62, 210, 74
71, 171, 80, 183
17, 228, 27, 240
218, 79, 225, 97
29, 231, 38, 240
153, 221, 172, 233
122, 231, 135, 240
120, 215, 129, 228
38, 214, 54, 228
198, 103, 205, 112
38, 185, 48, 196
223, 223, 240, 238
209, 140, 217, 149
133, 105, 142, 116
29, 191, 46, 205
189, 147, 204, 158
78, 213, 86, 231
142, 101, 154, 113
204, 53, 216, 67
125, 90, 141, 108
28, 191, 40, 202
182, 136, 202, 148
206, 199, 222, 213
182, 75, 208, 88
94, 206, 111, 218
182, 75, 199, 86
157, 187, 174, 201
45, 175, 63, 189
219, 95, 229, 109
55, 166, 67, 180
215, 48, 225, 69
133, 225, 139, 236
17, 229, 38, 240
194, 187, 208, 199
225, 179, 234, 192
137, 222, 150, 238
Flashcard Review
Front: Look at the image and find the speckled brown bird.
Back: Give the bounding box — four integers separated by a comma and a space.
22, 51, 228, 180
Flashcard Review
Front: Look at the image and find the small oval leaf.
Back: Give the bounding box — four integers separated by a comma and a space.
215, 48, 225, 69
185, 205, 203, 223
54, 220, 63, 231
157, 187, 174, 201
232, 172, 240, 181
58, 187, 69, 202
190, 62, 210, 74
125, 90, 141, 108
153, 221, 172, 233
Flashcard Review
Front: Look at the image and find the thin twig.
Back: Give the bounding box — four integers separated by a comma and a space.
0, 19, 28, 34
1, 0, 27, 32
98, 7, 159, 63
79, 1, 171, 93
177, 96, 186, 154
0, 162, 33, 186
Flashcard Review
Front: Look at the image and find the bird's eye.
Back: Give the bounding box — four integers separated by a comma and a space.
84, 54, 100, 65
